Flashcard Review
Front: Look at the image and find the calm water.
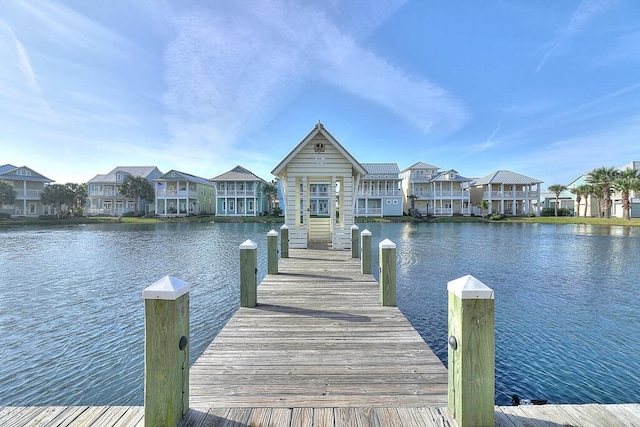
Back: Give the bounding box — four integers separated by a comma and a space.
1, 222, 639, 406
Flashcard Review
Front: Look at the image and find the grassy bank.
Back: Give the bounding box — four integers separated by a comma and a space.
3, 215, 640, 227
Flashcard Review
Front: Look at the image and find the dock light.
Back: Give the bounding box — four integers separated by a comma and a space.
179, 335, 188, 351
448, 335, 458, 351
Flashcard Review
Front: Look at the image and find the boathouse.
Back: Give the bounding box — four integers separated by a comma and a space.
272, 122, 367, 249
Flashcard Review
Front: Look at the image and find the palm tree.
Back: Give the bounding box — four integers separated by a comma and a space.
588, 184, 604, 218
548, 184, 567, 217
476, 200, 490, 217
586, 167, 619, 218
613, 169, 640, 220
570, 184, 589, 218
261, 181, 278, 215
407, 194, 418, 211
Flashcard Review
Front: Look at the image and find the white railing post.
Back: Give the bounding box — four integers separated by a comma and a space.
143, 276, 190, 427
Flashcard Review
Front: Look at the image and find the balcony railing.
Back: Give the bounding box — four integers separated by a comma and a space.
355, 207, 382, 216
356, 190, 402, 197
483, 191, 539, 199
412, 190, 468, 198
217, 190, 257, 197
157, 190, 197, 197
14, 189, 44, 198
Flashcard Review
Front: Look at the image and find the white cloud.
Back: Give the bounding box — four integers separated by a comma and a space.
161, 0, 467, 162
536, 0, 617, 72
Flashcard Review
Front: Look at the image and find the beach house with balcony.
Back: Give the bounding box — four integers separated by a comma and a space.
355, 163, 402, 217
86, 166, 163, 216
401, 162, 440, 215
272, 121, 367, 249
401, 163, 472, 216
470, 170, 542, 216
0, 164, 54, 217
154, 170, 216, 217
210, 165, 268, 216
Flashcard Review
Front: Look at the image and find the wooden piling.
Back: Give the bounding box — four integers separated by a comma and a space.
447, 275, 495, 427
280, 224, 289, 258
240, 239, 258, 307
360, 229, 372, 274
351, 224, 359, 258
142, 276, 190, 427
379, 238, 396, 306
267, 229, 279, 275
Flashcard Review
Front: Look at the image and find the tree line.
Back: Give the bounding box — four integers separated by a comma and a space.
548, 166, 640, 219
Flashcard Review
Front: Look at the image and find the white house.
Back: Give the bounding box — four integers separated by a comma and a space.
470, 170, 542, 216
401, 163, 472, 216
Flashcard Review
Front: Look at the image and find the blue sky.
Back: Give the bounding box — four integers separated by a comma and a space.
1, 1, 639, 187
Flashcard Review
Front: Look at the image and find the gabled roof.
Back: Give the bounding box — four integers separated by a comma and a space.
472, 170, 543, 186
362, 163, 400, 177
401, 161, 439, 172
271, 122, 367, 177
88, 166, 161, 183
619, 161, 640, 171
0, 164, 54, 183
156, 170, 213, 186
432, 169, 472, 182
211, 165, 267, 183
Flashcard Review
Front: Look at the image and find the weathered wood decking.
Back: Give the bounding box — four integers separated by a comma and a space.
189, 248, 448, 408
4, 248, 640, 426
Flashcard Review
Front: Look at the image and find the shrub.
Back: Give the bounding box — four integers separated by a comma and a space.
489, 214, 506, 221
272, 207, 283, 216
0, 212, 11, 219
526, 212, 536, 217
38, 215, 57, 220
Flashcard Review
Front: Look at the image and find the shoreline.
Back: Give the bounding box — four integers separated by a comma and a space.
2, 215, 640, 227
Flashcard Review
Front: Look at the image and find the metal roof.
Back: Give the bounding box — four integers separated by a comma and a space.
211, 165, 267, 183
432, 169, 472, 182
401, 161, 440, 172
472, 170, 543, 186
361, 163, 400, 177
0, 164, 54, 183
156, 170, 213, 186
88, 166, 161, 183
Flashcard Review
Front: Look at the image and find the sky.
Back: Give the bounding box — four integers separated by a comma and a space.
1, 0, 639, 188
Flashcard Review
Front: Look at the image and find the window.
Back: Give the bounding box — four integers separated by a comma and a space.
28, 203, 36, 214
393, 200, 398, 204
229, 200, 235, 212
387, 200, 392, 204
17, 168, 31, 176
116, 173, 123, 182
43, 205, 50, 215
309, 183, 330, 216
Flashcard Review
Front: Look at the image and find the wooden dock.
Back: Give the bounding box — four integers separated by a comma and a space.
3, 248, 640, 426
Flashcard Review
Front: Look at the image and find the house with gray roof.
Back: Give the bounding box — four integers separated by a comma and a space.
86, 166, 163, 216
355, 163, 403, 217
470, 170, 542, 216
210, 165, 268, 216
0, 164, 54, 217
401, 161, 440, 215
154, 170, 216, 217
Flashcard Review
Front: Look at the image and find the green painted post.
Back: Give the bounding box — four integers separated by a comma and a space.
351, 224, 359, 258
240, 239, 258, 307
361, 229, 372, 275
267, 229, 279, 275
143, 276, 190, 427
447, 275, 495, 427
280, 224, 289, 258
379, 239, 396, 306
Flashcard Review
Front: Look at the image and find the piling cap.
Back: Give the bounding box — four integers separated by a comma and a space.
239, 239, 257, 249
448, 275, 494, 299
267, 229, 279, 237
142, 275, 190, 300
280, 224, 289, 229
351, 224, 359, 230
379, 238, 396, 249
361, 229, 372, 236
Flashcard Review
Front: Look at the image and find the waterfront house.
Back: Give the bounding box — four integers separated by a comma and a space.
0, 164, 54, 217
272, 121, 367, 249
568, 161, 640, 218
86, 166, 163, 216
154, 170, 216, 217
470, 170, 542, 216
401, 163, 472, 216
540, 189, 575, 214
401, 162, 440, 215
355, 163, 403, 217
210, 165, 268, 216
